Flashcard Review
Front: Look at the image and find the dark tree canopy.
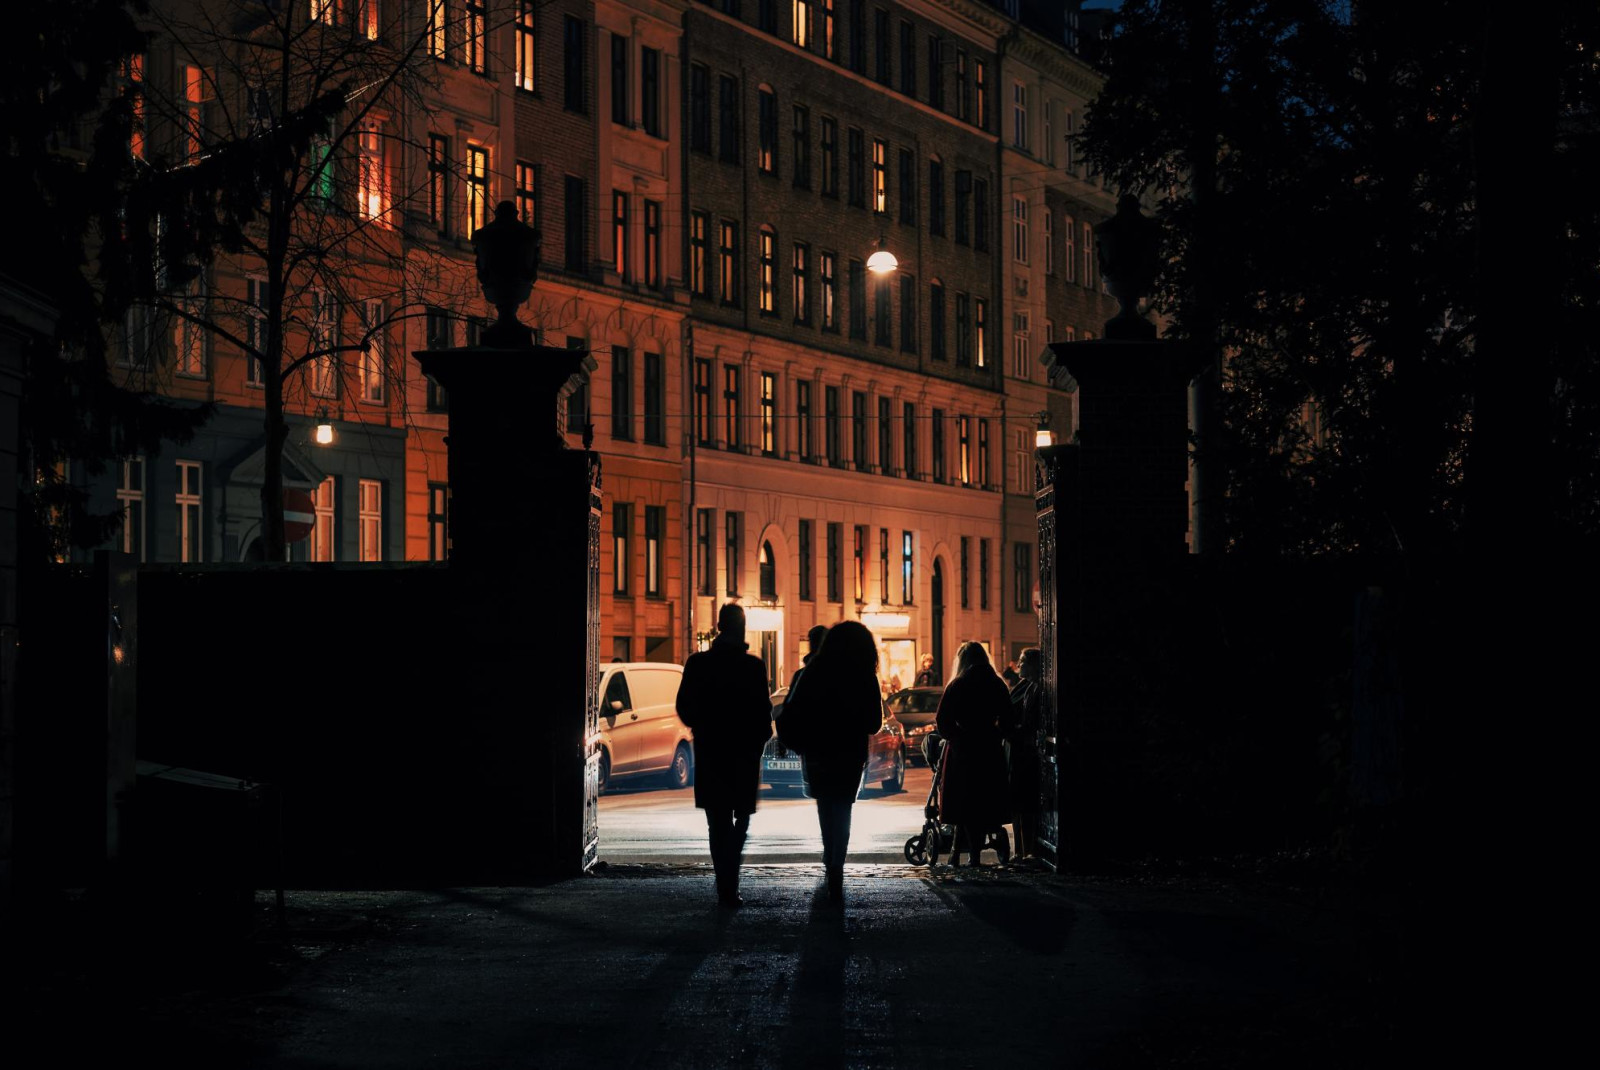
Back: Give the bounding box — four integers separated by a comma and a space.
1080, 0, 1600, 557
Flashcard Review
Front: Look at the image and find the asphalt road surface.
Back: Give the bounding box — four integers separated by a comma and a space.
599, 765, 941, 864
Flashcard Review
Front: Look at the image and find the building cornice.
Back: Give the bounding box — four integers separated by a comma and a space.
1005, 24, 1104, 100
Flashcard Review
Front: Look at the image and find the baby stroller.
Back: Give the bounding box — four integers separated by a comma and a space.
903, 732, 1010, 867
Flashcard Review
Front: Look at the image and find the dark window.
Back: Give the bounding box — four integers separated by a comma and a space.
976, 59, 988, 130
428, 134, 450, 235
874, 8, 890, 84
848, 259, 866, 339
853, 525, 866, 601
695, 358, 713, 445
898, 148, 915, 225
516, 160, 539, 229
820, 116, 837, 196
1013, 541, 1031, 613
697, 508, 715, 595
758, 89, 777, 173
955, 170, 970, 245
643, 351, 664, 444
932, 408, 945, 483
826, 523, 842, 602
956, 48, 969, 121
979, 417, 990, 486
974, 178, 989, 252
877, 397, 892, 474
825, 386, 841, 466
611, 32, 628, 125
792, 105, 810, 189
723, 364, 742, 449
759, 0, 776, 34
718, 75, 740, 164
760, 371, 778, 455
759, 540, 776, 600
899, 20, 915, 95
725, 511, 741, 595
793, 242, 810, 324
798, 519, 813, 601
611, 344, 632, 441
928, 159, 944, 236
641, 47, 661, 136
880, 527, 889, 601
646, 506, 664, 597
796, 379, 812, 460
901, 531, 914, 604
980, 539, 990, 610
928, 36, 943, 109
849, 0, 865, 74
690, 64, 711, 152
566, 335, 587, 431
955, 292, 970, 366
690, 210, 709, 297
902, 401, 916, 479
564, 175, 586, 270
644, 200, 661, 289
851, 391, 867, 469
847, 128, 864, 208
899, 274, 916, 353
564, 16, 586, 113
929, 282, 945, 361
960, 536, 970, 608
874, 274, 890, 346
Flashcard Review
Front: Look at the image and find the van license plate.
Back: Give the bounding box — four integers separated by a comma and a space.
766, 759, 801, 771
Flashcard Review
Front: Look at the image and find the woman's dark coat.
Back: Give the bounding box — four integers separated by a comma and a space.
935, 668, 1011, 826
675, 639, 773, 813
786, 667, 883, 801
1005, 678, 1042, 815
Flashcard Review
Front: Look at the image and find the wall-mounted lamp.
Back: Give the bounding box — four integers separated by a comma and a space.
866, 236, 899, 275
1034, 411, 1055, 449
313, 407, 335, 446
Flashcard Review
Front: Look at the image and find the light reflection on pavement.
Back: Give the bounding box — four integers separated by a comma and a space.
599, 766, 937, 864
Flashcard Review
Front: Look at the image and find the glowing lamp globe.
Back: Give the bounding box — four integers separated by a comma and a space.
866, 247, 899, 274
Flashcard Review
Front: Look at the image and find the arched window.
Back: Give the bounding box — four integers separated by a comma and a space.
759, 541, 777, 600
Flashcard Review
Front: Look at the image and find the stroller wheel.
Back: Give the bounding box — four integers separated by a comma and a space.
992, 827, 1011, 865
904, 834, 929, 866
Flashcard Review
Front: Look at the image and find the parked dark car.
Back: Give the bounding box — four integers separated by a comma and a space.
885, 686, 944, 763
762, 687, 908, 795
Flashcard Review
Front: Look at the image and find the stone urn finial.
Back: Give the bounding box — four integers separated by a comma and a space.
472, 200, 541, 347
1095, 194, 1161, 340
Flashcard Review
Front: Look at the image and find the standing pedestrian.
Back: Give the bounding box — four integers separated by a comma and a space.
675, 603, 773, 908
776, 620, 883, 901
1006, 647, 1044, 859
935, 641, 1012, 867
787, 624, 829, 693
914, 653, 940, 688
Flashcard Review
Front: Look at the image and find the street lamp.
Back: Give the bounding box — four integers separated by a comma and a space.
1034, 411, 1055, 449
866, 236, 898, 275
313, 407, 335, 446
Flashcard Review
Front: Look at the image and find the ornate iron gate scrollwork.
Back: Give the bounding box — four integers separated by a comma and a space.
581, 456, 603, 871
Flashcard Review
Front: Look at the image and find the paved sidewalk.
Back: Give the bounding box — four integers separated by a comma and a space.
10, 863, 1410, 1068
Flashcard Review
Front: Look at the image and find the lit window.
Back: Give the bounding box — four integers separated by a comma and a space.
872, 138, 887, 213
117, 458, 145, 561
793, 0, 812, 48
429, 134, 450, 234
720, 220, 740, 307
358, 122, 389, 223
245, 276, 267, 386
644, 201, 661, 290
174, 280, 206, 379
466, 144, 489, 236
792, 242, 809, 323
1013, 428, 1032, 494
428, 483, 449, 561
516, 161, 538, 227
309, 290, 338, 397
360, 0, 379, 40
759, 226, 777, 307
612, 190, 630, 281
176, 460, 202, 563
761, 371, 777, 455
975, 298, 988, 367
312, 0, 336, 25
516, 1, 537, 91
360, 300, 385, 403
465, 0, 487, 75
614, 502, 631, 595
312, 476, 337, 562
723, 364, 742, 448
358, 480, 383, 562
645, 506, 664, 597
690, 210, 709, 297
901, 531, 914, 604
429, 0, 448, 58
183, 65, 211, 165
120, 54, 145, 160
820, 252, 836, 330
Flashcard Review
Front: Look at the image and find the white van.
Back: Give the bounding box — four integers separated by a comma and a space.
595, 662, 692, 792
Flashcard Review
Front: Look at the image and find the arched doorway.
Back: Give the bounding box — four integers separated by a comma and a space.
931, 559, 945, 684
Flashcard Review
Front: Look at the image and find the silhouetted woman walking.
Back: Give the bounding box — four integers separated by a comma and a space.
777, 620, 883, 900
935, 641, 1011, 867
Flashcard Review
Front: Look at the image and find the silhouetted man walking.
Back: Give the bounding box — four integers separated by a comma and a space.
676, 603, 773, 907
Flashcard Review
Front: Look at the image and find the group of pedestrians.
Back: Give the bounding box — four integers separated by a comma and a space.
674, 601, 1043, 908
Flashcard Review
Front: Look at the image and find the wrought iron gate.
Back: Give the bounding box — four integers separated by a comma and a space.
581, 456, 603, 871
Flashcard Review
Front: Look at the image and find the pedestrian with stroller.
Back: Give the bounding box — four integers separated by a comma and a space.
1006, 647, 1044, 859
935, 641, 1012, 867
776, 620, 884, 901
675, 603, 773, 908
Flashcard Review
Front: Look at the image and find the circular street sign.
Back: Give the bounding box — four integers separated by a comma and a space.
283, 488, 316, 544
